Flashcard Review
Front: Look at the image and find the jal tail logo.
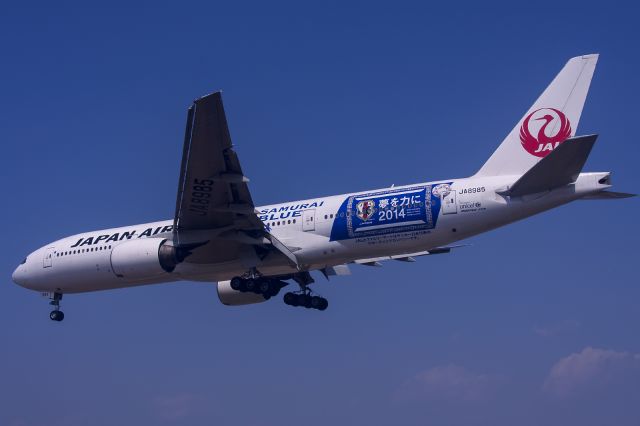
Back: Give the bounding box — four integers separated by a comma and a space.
519, 108, 572, 157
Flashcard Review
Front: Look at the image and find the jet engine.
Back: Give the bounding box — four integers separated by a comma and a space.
217, 280, 269, 306
110, 238, 180, 282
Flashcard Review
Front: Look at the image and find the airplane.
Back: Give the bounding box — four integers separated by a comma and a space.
11, 54, 635, 321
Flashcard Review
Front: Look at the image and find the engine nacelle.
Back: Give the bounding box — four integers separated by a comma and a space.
217, 280, 268, 306
110, 238, 180, 282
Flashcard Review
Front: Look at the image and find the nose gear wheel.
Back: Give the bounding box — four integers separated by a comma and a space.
48, 292, 64, 322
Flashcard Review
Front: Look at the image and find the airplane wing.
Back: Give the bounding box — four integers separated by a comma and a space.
174, 92, 262, 237
172, 92, 293, 265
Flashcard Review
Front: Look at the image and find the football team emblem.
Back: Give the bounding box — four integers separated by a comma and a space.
432, 183, 451, 198
519, 108, 572, 157
356, 200, 376, 221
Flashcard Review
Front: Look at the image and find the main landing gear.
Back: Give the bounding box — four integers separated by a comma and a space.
230, 272, 329, 311
48, 292, 64, 322
230, 276, 286, 300
283, 291, 328, 311
283, 272, 328, 311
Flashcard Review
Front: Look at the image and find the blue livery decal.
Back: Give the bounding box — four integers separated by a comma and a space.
259, 201, 324, 222
329, 184, 450, 241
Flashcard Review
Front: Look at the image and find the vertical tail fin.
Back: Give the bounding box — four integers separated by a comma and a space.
475, 54, 598, 177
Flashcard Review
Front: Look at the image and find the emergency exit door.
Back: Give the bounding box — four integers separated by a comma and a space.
302, 209, 316, 231
442, 191, 457, 215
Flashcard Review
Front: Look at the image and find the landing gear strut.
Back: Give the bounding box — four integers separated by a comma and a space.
48, 292, 64, 322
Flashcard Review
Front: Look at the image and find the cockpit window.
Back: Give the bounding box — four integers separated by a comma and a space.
20, 258, 27, 264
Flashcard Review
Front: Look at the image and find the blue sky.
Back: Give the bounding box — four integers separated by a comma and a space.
1, 1, 639, 425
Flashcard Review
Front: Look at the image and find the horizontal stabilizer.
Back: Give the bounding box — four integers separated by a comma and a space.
581, 191, 637, 200
499, 134, 597, 197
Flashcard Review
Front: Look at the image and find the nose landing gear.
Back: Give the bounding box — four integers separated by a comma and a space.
48, 292, 64, 322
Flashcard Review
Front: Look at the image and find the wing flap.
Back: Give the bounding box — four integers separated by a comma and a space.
352, 245, 464, 266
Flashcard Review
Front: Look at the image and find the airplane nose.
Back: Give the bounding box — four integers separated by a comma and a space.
12, 263, 27, 287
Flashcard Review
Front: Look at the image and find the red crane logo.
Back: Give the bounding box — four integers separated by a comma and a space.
519, 108, 572, 157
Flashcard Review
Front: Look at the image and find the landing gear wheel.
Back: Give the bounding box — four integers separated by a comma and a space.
50, 310, 64, 321
283, 292, 297, 306
259, 280, 273, 295
299, 294, 312, 309
245, 279, 257, 293
310, 296, 326, 310
230, 276, 244, 291
317, 298, 328, 311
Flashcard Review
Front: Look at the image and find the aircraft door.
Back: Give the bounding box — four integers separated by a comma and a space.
43, 247, 55, 268
442, 191, 457, 215
302, 209, 316, 231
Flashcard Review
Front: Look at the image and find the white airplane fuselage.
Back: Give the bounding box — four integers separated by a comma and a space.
12, 172, 611, 294
13, 54, 636, 319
